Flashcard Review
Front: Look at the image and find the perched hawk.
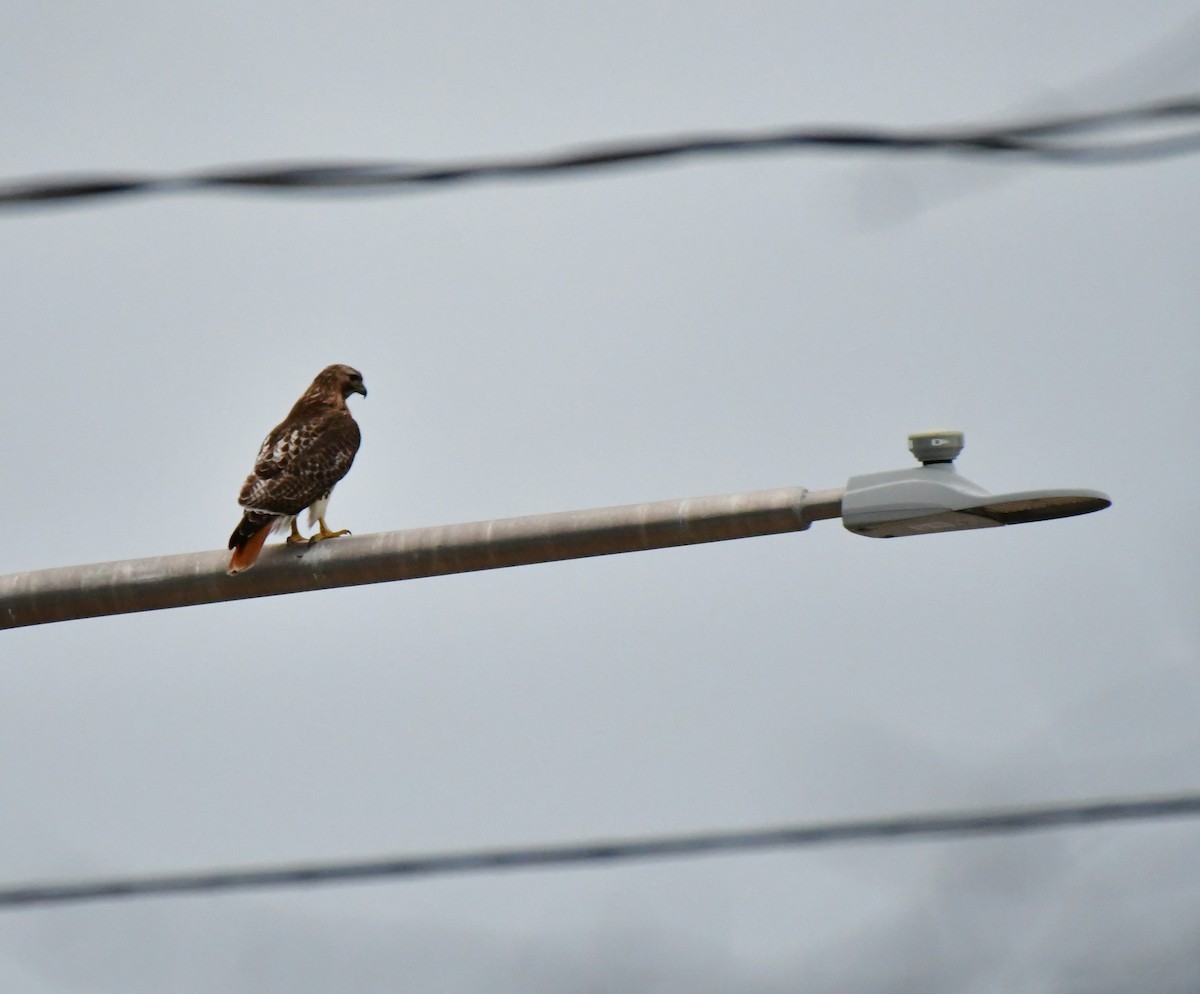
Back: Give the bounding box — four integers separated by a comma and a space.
227, 364, 367, 575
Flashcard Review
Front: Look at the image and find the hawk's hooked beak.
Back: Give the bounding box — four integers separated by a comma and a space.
350, 382, 367, 398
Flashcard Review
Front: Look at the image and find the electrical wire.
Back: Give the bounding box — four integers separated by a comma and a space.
2, 792, 1198, 910
2, 96, 1198, 210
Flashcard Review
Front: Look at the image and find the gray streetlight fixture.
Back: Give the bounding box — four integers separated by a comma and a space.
842, 430, 1111, 538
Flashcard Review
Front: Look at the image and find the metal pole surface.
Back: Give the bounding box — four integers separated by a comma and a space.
0, 486, 843, 630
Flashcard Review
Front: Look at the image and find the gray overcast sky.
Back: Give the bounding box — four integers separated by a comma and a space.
2, 2, 1199, 990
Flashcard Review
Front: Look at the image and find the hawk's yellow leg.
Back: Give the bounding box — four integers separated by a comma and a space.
286, 520, 306, 545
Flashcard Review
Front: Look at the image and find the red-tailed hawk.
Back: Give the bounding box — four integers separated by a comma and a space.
227, 364, 367, 575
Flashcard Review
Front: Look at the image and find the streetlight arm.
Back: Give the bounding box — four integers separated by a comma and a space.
0, 486, 846, 630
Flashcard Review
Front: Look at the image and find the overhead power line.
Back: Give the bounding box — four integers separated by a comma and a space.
3, 792, 1198, 910
2, 96, 1199, 210
0, 486, 842, 629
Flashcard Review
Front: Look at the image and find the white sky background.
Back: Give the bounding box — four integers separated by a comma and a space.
2, 2, 1199, 990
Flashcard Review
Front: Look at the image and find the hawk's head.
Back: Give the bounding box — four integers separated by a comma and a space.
313, 364, 368, 400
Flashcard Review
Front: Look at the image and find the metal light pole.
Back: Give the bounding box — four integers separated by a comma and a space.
0, 431, 1109, 630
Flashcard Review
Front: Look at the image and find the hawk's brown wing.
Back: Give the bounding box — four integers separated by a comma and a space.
239, 408, 361, 516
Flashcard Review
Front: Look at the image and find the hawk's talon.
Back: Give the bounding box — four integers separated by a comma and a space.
311, 517, 351, 542
286, 520, 307, 545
